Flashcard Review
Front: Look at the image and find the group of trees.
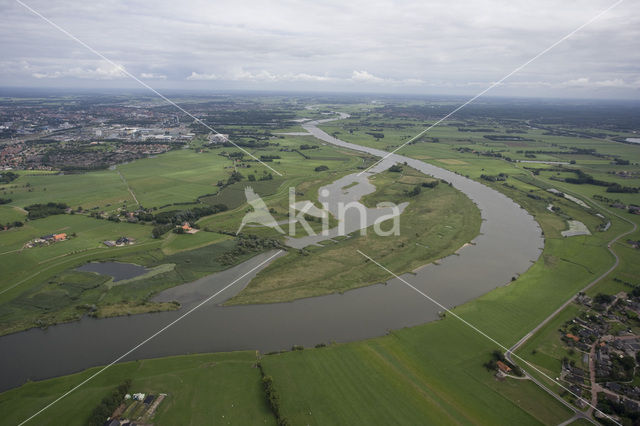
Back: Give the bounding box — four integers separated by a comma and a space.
218, 234, 283, 265
299, 144, 319, 150
0, 171, 18, 184
24, 202, 68, 219
247, 173, 274, 181
365, 131, 384, 140
564, 169, 639, 193
0, 197, 11, 204
152, 204, 228, 238
607, 184, 639, 194
480, 173, 508, 182
86, 379, 131, 426
406, 180, 439, 197
259, 367, 290, 426
259, 155, 281, 162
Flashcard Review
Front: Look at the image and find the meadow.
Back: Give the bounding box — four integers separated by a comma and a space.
0, 351, 275, 426
228, 167, 481, 304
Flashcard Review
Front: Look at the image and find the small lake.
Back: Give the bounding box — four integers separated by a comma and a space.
76, 262, 150, 282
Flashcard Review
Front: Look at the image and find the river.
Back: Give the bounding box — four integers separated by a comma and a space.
0, 114, 543, 392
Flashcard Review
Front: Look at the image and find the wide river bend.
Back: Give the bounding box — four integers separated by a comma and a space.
0, 114, 543, 391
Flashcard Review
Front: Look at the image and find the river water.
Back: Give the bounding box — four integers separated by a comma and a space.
0, 114, 543, 392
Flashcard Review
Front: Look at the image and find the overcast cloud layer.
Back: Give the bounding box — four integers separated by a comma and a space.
1, 0, 639, 99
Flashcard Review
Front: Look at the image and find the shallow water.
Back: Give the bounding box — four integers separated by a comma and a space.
76, 262, 149, 282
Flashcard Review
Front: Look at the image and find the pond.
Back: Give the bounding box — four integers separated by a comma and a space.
76, 262, 150, 282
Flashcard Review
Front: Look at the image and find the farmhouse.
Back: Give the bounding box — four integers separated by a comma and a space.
115, 236, 134, 246
496, 361, 512, 374
104, 237, 134, 247
180, 222, 199, 234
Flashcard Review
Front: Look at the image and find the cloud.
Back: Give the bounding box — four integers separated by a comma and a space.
506, 77, 640, 90
1, 0, 638, 98
350, 70, 424, 85
351, 70, 385, 83
187, 69, 337, 82
31, 63, 126, 80
186, 71, 219, 80
186, 68, 422, 86
140, 72, 166, 79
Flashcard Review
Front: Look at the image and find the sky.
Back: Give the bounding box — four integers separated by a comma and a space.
1, 0, 639, 99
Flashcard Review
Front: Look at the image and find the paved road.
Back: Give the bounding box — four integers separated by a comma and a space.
505, 174, 637, 425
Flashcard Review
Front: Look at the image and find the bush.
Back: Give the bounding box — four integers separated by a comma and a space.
314, 165, 329, 172
421, 180, 439, 188
227, 171, 244, 185
406, 184, 421, 197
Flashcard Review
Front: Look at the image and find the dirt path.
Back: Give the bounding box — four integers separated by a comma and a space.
117, 169, 139, 206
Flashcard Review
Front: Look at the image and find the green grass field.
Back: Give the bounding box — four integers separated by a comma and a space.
0, 352, 275, 426
0, 169, 134, 212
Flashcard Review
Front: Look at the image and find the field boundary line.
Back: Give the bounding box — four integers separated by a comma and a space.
117, 169, 139, 206
16, 249, 284, 425
358, 0, 625, 175
14, 0, 283, 177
